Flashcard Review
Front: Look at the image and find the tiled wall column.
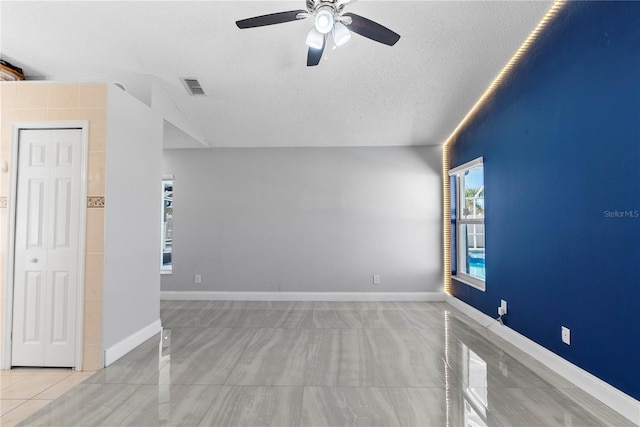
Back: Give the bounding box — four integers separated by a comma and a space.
0, 84, 7, 352
0, 82, 107, 371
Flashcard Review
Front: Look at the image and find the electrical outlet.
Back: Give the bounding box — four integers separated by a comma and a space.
373, 274, 381, 285
497, 299, 507, 316
195, 274, 202, 284
562, 326, 571, 345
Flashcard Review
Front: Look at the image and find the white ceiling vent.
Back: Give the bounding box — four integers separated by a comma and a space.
181, 78, 206, 96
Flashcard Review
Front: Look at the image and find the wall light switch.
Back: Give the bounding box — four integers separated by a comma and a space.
561, 326, 570, 345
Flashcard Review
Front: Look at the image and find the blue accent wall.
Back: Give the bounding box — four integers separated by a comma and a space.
449, 1, 640, 400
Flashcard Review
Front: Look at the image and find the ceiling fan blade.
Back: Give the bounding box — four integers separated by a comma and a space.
307, 35, 326, 66
342, 13, 400, 46
236, 10, 307, 29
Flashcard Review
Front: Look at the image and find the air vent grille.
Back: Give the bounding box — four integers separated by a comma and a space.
181, 78, 206, 96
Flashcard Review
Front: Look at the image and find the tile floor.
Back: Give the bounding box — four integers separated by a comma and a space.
4, 301, 636, 426
0, 368, 95, 426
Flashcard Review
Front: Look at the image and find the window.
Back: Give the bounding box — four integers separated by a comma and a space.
161, 177, 173, 273
449, 158, 485, 290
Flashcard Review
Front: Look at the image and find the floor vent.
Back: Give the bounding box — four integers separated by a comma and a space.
181, 78, 206, 96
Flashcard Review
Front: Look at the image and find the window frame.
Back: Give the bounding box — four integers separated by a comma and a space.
161, 175, 174, 274
449, 158, 485, 291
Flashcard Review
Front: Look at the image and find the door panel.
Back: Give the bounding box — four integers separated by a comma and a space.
23, 271, 44, 343
53, 178, 72, 248
56, 142, 73, 167
29, 142, 46, 167
50, 271, 69, 343
12, 128, 83, 367
27, 179, 45, 248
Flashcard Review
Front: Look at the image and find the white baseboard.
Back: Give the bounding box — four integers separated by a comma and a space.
160, 291, 445, 302
446, 295, 640, 425
104, 319, 162, 367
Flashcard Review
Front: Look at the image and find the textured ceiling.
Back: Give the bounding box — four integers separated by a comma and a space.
0, 1, 553, 148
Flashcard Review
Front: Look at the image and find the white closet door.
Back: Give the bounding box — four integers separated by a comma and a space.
12, 128, 83, 367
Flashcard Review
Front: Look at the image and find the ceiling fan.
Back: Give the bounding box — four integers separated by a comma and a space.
235, 0, 400, 66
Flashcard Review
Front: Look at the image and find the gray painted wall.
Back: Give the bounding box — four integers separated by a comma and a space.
162, 146, 442, 293
103, 86, 162, 349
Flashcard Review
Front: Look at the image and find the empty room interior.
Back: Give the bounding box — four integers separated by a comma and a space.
0, 0, 639, 426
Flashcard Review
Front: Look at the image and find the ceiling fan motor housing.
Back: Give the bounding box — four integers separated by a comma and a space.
308, 0, 344, 13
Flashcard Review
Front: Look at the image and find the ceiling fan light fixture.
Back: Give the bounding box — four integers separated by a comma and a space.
305, 27, 324, 49
314, 7, 334, 34
235, 1, 401, 66
333, 22, 351, 46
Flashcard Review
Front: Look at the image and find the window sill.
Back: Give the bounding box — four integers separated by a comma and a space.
452, 273, 485, 291
160, 270, 172, 275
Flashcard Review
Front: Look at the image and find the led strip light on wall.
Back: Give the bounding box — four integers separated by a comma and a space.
442, 0, 566, 294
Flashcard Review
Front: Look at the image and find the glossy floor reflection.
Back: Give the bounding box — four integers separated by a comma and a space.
18, 301, 634, 426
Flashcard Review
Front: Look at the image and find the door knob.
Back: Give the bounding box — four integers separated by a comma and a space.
31, 258, 38, 263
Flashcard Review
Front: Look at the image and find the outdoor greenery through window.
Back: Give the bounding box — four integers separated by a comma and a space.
161, 178, 173, 272
450, 158, 485, 290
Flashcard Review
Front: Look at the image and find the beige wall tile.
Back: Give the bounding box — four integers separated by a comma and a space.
0, 209, 7, 251
47, 108, 79, 121
16, 109, 48, 122
83, 298, 102, 346
1, 109, 18, 151
0, 265, 4, 341
88, 128, 106, 152
0, 254, 5, 286
0, 253, 3, 341
85, 208, 105, 253
84, 253, 104, 299
82, 344, 103, 371
0, 168, 9, 198
16, 84, 48, 109
78, 108, 106, 131
78, 84, 107, 108
87, 152, 105, 196
47, 84, 79, 109
1, 83, 18, 110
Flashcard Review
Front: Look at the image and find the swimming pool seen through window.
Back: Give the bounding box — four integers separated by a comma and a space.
449, 158, 485, 291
